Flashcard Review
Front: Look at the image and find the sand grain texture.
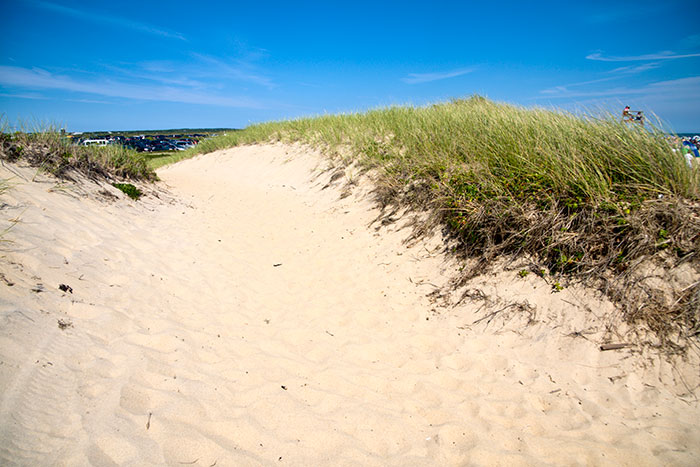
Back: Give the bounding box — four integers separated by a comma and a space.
1, 144, 699, 466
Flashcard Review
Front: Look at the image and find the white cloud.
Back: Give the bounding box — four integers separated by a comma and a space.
106, 54, 276, 90
0, 66, 264, 108
0, 91, 47, 100
402, 67, 475, 84
189, 53, 275, 88
102, 64, 208, 89
586, 51, 700, 62
65, 98, 111, 104
608, 62, 661, 74
541, 76, 621, 94
538, 86, 645, 99
27, 0, 186, 41
649, 76, 700, 87
542, 61, 663, 95
536, 75, 700, 100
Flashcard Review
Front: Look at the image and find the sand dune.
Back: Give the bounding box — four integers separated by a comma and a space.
1, 144, 699, 466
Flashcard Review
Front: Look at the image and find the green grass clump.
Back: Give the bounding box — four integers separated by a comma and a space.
112, 182, 142, 200
186, 96, 700, 346
146, 151, 196, 170
0, 129, 156, 181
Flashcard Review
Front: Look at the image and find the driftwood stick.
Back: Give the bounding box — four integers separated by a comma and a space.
600, 343, 630, 351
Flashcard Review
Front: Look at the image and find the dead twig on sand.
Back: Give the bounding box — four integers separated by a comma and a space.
600, 343, 631, 351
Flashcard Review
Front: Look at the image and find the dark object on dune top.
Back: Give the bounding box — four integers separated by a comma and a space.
58, 283, 73, 293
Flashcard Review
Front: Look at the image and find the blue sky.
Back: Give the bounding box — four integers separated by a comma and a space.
1, 0, 699, 132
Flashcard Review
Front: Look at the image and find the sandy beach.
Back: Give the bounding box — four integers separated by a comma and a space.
1, 143, 699, 466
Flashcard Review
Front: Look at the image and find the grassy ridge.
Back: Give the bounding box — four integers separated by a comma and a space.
0, 130, 155, 181
186, 96, 700, 345
192, 96, 697, 199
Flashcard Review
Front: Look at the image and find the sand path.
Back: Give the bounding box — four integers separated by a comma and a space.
1, 144, 698, 466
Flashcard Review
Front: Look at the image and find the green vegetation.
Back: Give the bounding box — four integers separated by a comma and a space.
146, 151, 195, 169
0, 128, 155, 181
112, 182, 143, 200
185, 96, 700, 347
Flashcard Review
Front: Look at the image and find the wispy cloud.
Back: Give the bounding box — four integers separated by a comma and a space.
0, 66, 264, 108
541, 50, 694, 99
0, 91, 47, 100
609, 62, 662, 74
649, 76, 700, 88
541, 76, 620, 95
103, 54, 275, 90
189, 53, 275, 88
65, 98, 112, 104
587, 51, 700, 62
102, 63, 208, 89
536, 75, 700, 100
27, 0, 186, 41
538, 86, 646, 99
402, 67, 475, 84
540, 63, 658, 95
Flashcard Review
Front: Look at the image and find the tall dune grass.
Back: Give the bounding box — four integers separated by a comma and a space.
194, 96, 698, 199
189, 96, 700, 346
0, 130, 155, 180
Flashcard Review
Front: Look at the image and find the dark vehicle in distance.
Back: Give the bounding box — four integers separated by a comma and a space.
70, 129, 234, 152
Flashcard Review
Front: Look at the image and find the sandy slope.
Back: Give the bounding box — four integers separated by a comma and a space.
0, 143, 699, 466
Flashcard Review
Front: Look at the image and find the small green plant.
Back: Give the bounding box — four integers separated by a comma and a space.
614, 250, 627, 264
112, 183, 142, 200
552, 281, 564, 293
656, 228, 670, 249
518, 269, 530, 278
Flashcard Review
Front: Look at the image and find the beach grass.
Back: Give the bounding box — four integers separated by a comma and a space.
0, 129, 155, 181
187, 96, 700, 346
146, 151, 193, 169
